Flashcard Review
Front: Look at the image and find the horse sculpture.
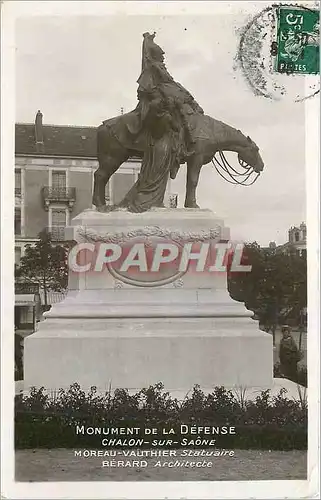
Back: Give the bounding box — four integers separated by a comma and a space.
92, 109, 264, 210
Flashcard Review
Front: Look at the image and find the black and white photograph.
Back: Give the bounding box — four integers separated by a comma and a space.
0, 1, 319, 498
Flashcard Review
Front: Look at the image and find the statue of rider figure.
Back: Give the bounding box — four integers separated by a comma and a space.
136, 32, 204, 164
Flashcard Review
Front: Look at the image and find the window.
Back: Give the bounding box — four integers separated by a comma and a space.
15, 208, 21, 235
52, 171, 66, 189
295, 231, 300, 242
52, 208, 66, 226
15, 247, 21, 265
51, 209, 66, 241
15, 169, 21, 196
20, 306, 34, 326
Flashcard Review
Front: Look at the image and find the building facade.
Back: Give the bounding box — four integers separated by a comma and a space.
283, 222, 307, 256
267, 222, 307, 256
15, 110, 176, 263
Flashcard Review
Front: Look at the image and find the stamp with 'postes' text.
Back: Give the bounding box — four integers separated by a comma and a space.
273, 5, 319, 74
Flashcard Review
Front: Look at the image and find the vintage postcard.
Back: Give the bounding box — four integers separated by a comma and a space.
1, 1, 320, 498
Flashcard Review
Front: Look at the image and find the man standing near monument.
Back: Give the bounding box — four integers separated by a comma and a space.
279, 325, 302, 382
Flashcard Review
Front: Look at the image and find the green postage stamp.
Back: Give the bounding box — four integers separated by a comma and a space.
274, 5, 319, 74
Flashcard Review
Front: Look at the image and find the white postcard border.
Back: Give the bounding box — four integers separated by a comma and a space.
1, 1, 319, 498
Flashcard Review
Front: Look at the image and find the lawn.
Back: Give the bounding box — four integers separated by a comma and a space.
15, 448, 307, 481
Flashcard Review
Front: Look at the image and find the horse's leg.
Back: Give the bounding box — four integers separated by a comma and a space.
184, 156, 203, 208
92, 161, 110, 208
92, 153, 127, 210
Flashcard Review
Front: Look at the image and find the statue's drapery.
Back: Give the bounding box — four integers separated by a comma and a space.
119, 104, 180, 213
119, 32, 204, 212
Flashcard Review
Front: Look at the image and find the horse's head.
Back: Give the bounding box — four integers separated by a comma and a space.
238, 136, 264, 173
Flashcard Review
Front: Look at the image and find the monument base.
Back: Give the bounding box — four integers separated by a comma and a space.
24, 208, 273, 393
24, 316, 273, 393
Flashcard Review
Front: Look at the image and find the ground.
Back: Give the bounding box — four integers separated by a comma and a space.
15, 449, 307, 481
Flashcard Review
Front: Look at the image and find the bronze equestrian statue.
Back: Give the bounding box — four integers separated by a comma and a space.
92, 32, 264, 212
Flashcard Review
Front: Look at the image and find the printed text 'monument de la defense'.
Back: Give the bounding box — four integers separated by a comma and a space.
75, 425, 237, 436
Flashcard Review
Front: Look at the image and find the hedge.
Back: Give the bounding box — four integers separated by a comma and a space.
15, 383, 307, 450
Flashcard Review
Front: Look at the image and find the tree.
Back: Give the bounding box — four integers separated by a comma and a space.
15, 230, 69, 307
228, 242, 307, 341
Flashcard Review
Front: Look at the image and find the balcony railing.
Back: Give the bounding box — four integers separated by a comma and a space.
15, 282, 40, 294
42, 186, 76, 210
49, 226, 66, 242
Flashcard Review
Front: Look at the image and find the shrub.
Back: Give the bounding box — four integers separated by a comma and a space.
15, 383, 307, 450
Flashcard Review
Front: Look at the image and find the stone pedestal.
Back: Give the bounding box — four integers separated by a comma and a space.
24, 208, 273, 393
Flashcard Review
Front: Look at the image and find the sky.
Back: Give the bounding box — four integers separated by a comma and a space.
15, 3, 308, 245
